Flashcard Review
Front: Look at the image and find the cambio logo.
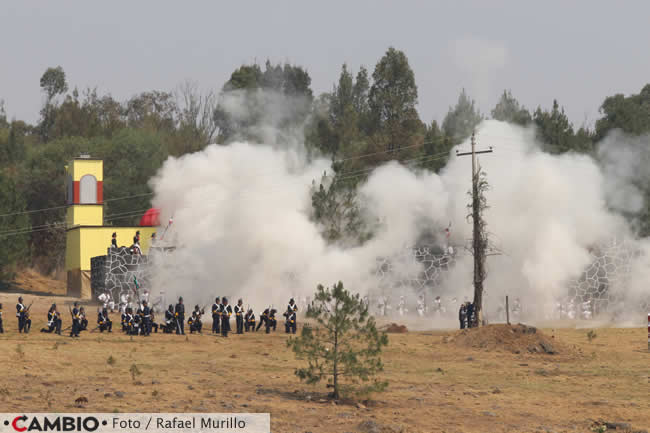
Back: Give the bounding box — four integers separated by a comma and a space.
7, 416, 101, 432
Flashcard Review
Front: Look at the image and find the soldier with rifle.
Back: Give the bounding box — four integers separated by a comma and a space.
141, 300, 152, 336
284, 305, 296, 334
41, 304, 62, 334
244, 308, 256, 332
79, 307, 88, 331
162, 304, 175, 333
16, 297, 32, 333
70, 302, 81, 337
0, 303, 3, 333
97, 307, 112, 333
150, 308, 159, 333
211, 297, 221, 334
174, 297, 185, 335
234, 299, 244, 334
188, 305, 204, 334
220, 297, 232, 337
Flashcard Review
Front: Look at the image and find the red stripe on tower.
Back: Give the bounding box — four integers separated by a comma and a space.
73, 181, 80, 204
97, 180, 103, 203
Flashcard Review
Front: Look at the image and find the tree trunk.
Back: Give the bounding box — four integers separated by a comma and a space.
332, 328, 339, 399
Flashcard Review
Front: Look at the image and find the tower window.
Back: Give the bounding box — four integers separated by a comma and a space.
79, 174, 97, 204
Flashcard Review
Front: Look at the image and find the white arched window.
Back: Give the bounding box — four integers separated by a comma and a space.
79, 174, 97, 204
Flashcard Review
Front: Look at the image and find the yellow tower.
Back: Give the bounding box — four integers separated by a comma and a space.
65, 154, 156, 298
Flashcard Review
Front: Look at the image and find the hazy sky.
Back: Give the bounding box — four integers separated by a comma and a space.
2, 1, 649, 129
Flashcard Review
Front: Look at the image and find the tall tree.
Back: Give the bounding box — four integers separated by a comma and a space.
0, 169, 30, 281
442, 89, 482, 145
368, 47, 421, 152
491, 90, 531, 126
595, 84, 650, 140
39, 66, 68, 142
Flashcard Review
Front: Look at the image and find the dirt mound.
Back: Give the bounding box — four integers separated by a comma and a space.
446, 324, 565, 355
11, 269, 66, 295
384, 323, 408, 333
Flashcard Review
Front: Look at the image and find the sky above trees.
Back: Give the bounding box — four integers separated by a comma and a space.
2, 1, 649, 127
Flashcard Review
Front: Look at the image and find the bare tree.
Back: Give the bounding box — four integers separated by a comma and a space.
175, 80, 218, 150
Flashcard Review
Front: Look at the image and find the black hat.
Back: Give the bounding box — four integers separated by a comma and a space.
18, 296, 23, 302
136, 230, 140, 235
289, 298, 294, 303
195, 304, 199, 309
112, 232, 116, 237
179, 296, 183, 302
215, 297, 220, 302
168, 304, 173, 310
143, 300, 148, 305
222, 297, 228, 303
238, 298, 242, 304
74, 301, 78, 306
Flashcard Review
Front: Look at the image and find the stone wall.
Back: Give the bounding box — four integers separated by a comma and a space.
91, 247, 150, 302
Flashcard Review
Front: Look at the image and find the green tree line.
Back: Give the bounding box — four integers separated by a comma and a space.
1, 47, 649, 280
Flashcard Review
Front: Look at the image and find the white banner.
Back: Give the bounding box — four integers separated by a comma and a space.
0, 414, 270, 433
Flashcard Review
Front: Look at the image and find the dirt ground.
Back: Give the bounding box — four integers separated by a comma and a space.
0, 291, 648, 433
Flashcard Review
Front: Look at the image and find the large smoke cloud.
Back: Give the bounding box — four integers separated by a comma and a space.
147, 100, 649, 321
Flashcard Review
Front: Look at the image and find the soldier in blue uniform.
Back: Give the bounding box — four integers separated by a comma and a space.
70, 301, 81, 337
97, 307, 112, 333
41, 304, 62, 334
16, 296, 29, 333
220, 297, 232, 337
211, 297, 221, 334
174, 297, 185, 335
284, 306, 297, 334
234, 299, 244, 334
0, 303, 3, 333
244, 308, 256, 332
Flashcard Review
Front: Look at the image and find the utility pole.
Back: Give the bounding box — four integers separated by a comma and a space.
456, 131, 492, 327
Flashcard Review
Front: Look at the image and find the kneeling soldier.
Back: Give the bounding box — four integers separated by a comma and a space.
98, 307, 112, 332
244, 309, 256, 332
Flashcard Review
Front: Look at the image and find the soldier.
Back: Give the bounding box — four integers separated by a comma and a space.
417, 294, 425, 317
16, 296, 29, 333
0, 303, 3, 333
124, 307, 135, 335
97, 307, 112, 333
284, 306, 297, 334
458, 303, 467, 329
70, 302, 81, 337
141, 300, 152, 336
121, 308, 129, 332
234, 299, 244, 334
256, 308, 269, 332
41, 304, 62, 334
397, 296, 407, 316
244, 308, 256, 332
268, 308, 277, 333
132, 306, 142, 335
111, 232, 117, 249
163, 304, 175, 334
188, 305, 203, 334
79, 307, 88, 331
150, 308, 159, 333
221, 297, 232, 337
175, 297, 185, 335
211, 297, 221, 334
466, 302, 475, 328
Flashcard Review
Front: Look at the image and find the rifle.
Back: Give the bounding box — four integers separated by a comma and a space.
25, 301, 34, 312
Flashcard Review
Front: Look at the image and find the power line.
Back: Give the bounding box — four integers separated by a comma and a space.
0, 191, 154, 219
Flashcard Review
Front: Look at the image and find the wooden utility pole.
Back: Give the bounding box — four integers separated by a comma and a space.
456, 131, 492, 326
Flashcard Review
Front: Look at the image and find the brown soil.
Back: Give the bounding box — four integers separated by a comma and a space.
10, 268, 66, 296
446, 323, 573, 356
383, 323, 408, 333
0, 291, 648, 432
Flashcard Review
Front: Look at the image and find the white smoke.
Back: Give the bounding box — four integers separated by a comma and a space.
147, 106, 649, 321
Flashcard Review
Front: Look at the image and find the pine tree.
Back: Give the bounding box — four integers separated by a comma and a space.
287, 282, 388, 400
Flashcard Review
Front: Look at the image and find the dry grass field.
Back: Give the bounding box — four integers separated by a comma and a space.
0, 292, 648, 433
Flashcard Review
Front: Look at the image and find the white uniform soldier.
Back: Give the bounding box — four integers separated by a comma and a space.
377, 296, 387, 317
397, 296, 407, 316
416, 295, 425, 317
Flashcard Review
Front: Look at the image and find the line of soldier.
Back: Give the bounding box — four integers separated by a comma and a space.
2, 296, 299, 338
